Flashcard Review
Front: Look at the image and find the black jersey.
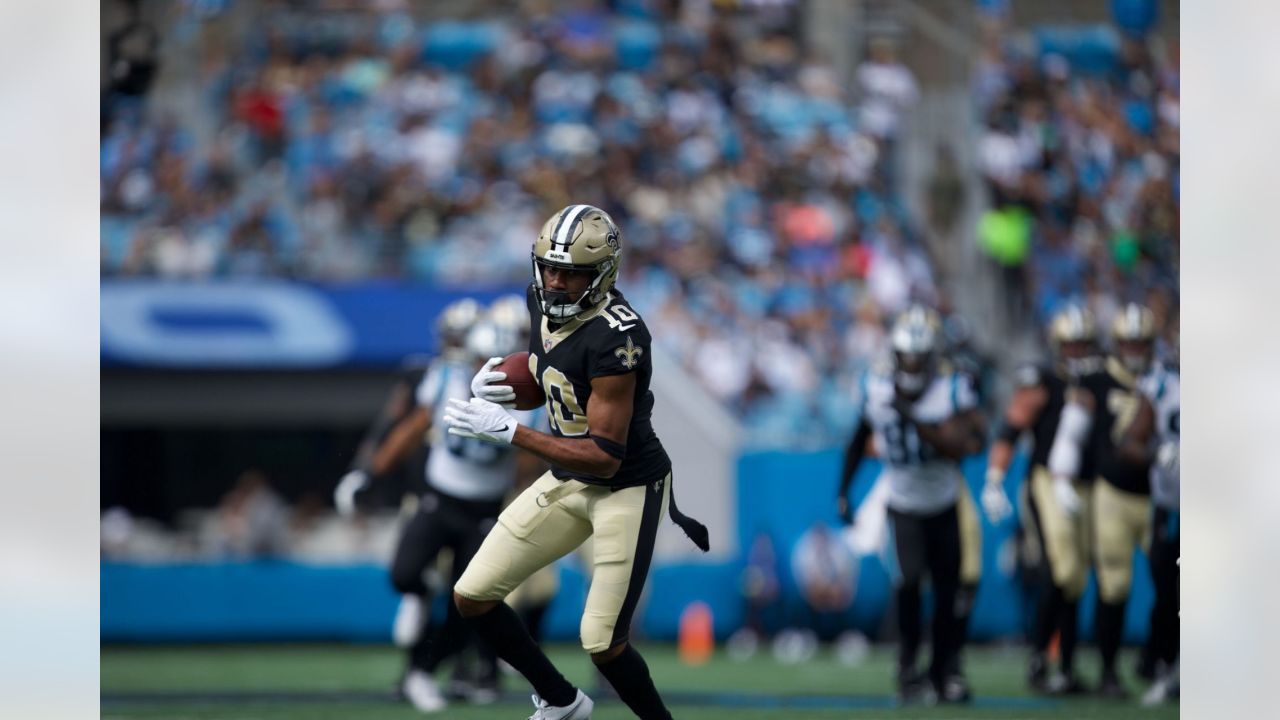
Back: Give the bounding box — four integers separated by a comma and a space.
1079, 358, 1151, 495
1014, 363, 1068, 470
525, 285, 671, 489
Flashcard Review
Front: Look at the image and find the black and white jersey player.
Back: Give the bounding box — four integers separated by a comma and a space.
1130, 336, 1180, 703
837, 305, 985, 705
334, 303, 541, 713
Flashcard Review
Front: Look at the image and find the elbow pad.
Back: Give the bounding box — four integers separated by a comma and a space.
1047, 403, 1092, 479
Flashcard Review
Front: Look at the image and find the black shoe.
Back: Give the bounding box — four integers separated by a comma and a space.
939, 674, 972, 703
897, 670, 937, 705
1027, 654, 1050, 693
1136, 653, 1158, 682
1096, 671, 1129, 700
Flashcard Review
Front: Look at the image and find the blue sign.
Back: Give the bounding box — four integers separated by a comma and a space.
100, 280, 525, 368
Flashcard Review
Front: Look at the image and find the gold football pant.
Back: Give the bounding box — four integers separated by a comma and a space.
1092, 479, 1152, 604
455, 470, 670, 653
956, 481, 982, 586
1022, 466, 1092, 600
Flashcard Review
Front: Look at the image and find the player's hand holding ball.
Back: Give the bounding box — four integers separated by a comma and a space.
444, 398, 518, 445
471, 356, 517, 408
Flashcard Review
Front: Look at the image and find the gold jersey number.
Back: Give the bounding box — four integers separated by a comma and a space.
541, 365, 589, 436
1107, 389, 1140, 444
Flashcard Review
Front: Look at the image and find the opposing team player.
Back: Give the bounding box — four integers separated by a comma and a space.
335, 302, 537, 713
1046, 303, 1157, 698
983, 305, 1101, 693
443, 204, 709, 720
1121, 321, 1179, 704
836, 305, 985, 704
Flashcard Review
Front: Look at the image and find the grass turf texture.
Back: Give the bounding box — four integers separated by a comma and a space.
102, 643, 1177, 719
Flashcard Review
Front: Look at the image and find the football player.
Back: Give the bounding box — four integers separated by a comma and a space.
983, 305, 1100, 693
836, 305, 985, 704
1045, 303, 1157, 698
335, 303, 538, 713
1122, 322, 1179, 703
443, 204, 709, 720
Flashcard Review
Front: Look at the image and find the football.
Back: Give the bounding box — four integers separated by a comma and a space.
495, 351, 546, 411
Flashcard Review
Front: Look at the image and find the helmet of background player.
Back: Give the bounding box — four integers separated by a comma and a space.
531, 204, 622, 320
1048, 304, 1101, 379
464, 319, 519, 367
1110, 303, 1157, 377
487, 293, 531, 349
890, 305, 941, 400
437, 298, 482, 360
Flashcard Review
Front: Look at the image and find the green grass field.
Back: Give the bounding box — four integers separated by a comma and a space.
102, 643, 1176, 719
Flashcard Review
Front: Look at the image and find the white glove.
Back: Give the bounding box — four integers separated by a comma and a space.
334, 470, 369, 518
1053, 476, 1082, 516
471, 356, 516, 408
981, 478, 1013, 524
443, 397, 518, 445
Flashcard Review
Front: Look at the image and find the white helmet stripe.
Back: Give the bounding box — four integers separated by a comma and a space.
553, 204, 592, 252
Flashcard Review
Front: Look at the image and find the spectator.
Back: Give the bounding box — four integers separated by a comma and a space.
791, 522, 855, 642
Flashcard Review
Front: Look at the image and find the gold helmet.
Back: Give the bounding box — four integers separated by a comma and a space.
436, 298, 482, 359
1048, 304, 1100, 378
1111, 302, 1156, 376
531, 204, 622, 319
889, 305, 942, 398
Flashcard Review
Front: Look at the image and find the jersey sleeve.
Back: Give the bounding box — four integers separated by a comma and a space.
415, 363, 446, 409
588, 322, 652, 378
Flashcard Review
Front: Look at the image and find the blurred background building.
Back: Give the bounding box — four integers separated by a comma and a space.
101, 0, 1177, 647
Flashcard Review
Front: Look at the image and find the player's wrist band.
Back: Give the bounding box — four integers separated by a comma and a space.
590, 434, 627, 460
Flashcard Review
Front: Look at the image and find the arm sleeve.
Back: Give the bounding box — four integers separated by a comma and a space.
1047, 401, 1093, 479
839, 419, 873, 499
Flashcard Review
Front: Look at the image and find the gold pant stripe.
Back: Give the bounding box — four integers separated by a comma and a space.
956, 481, 982, 585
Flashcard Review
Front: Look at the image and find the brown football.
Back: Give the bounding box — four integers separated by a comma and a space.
495, 351, 546, 411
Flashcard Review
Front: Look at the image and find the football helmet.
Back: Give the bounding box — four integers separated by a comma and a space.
1110, 303, 1156, 376
464, 319, 521, 364
1048, 304, 1101, 378
437, 298, 482, 360
890, 305, 942, 399
531, 204, 622, 319
487, 293, 530, 349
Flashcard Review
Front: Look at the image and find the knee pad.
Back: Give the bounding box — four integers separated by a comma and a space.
580, 611, 618, 654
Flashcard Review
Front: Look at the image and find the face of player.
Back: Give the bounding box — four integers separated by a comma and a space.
539, 263, 594, 305
1116, 339, 1153, 376
893, 350, 933, 400
1059, 340, 1101, 378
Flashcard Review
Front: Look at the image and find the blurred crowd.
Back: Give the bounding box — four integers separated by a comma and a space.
100, 0, 1176, 443
973, 5, 1179, 336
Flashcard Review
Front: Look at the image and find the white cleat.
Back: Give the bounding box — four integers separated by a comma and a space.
393, 595, 427, 648
402, 669, 447, 713
528, 689, 593, 719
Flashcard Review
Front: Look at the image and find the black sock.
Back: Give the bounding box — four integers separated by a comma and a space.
896, 583, 922, 675
467, 602, 576, 706
1096, 600, 1126, 676
595, 644, 672, 720
1059, 599, 1079, 674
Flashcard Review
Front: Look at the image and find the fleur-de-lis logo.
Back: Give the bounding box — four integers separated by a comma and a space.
614, 335, 643, 370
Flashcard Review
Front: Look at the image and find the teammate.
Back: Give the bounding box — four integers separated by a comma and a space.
983, 305, 1101, 693
836, 305, 985, 704
1122, 322, 1179, 704
442, 204, 709, 720
1045, 302, 1157, 698
335, 301, 537, 713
